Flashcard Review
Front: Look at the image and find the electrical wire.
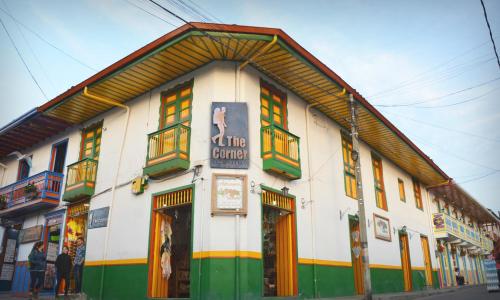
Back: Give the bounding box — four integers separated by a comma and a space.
480, 0, 500, 70
457, 170, 499, 184
411, 85, 500, 108
124, 0, 179, 27
2, 0, 56, 92
381, 109, 500, 143
375, 76, 500, 107
0, 14, 48, 99
0, 6, 96, 71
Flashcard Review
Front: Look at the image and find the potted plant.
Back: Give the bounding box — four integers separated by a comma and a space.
0, 194, 7, 209
24, 183, 38, 200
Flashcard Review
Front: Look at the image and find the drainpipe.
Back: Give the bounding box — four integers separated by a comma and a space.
82, 87, 131, 300
239, 35, 278, 71
304, 88, 346, 297
234, 62, 241, 300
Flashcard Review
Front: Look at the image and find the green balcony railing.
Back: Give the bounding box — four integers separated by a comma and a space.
261, 125, 301, 179
144, 124, 191, 176
63, 158, 98, 202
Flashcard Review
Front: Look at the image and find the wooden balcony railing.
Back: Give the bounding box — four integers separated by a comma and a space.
0, 171, 63, 213
144, 124, 190, 176
63, 158, 98, 201
261, 125, 301, 179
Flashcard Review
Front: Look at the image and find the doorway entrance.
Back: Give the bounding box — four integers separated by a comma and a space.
64, 201, 89, 292
420, 236, 433, 287
50, 140, 68, 174
261, 188, 297, 297
349, 217, 364, 295
148, 187, 193, 298
399, 232, 412, 292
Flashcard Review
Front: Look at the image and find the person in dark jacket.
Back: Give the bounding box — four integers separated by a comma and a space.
54, 246, 72, 297
28, 241, 46, 299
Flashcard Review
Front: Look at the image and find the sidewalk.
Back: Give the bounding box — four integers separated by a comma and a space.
0, 292, 86, 300
329, 285, 472, 300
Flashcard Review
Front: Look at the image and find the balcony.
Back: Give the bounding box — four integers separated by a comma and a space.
432, 213, 482, 248
63, 158, 98, 202
261, 125, 301, 179
143, 124, 190, 177
0, 171, 63, 218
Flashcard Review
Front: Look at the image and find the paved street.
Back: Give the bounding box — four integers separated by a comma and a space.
418, 285, 499, 300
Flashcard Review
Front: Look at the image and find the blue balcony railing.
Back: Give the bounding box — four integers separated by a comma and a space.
0, 171, 63, 217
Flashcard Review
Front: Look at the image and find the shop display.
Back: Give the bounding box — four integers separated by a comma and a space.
160, 219, 172, 279
262, 206, 278, 297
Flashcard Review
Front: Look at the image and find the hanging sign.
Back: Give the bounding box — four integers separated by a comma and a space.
18, 225, 43, 244
210, 102, 249, 169
88, 207, 110, 229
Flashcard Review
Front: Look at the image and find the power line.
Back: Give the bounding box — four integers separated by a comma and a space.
124, 0, 179, 27
0, 6, 96, 71
480, 0, 500, 70
412, 85, 500, 108
368, 39, 493, 98
0, 14, 47, 99
374, 76, 500, 107
2, 0, 56, 92
382, 110, 500, 143
457, 170, 499, 184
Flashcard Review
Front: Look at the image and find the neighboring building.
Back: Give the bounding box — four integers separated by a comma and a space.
428, 183, 496, 288
0, 23, 497, 299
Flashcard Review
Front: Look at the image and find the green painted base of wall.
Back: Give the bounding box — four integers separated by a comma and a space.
82, 261, 441, 300
83, 264, 148, 300
192, 257, 262, 300
298, 264, 355, 298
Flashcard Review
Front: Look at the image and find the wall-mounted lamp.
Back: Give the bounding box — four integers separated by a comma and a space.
250, 181, 262, 194
281, 186, 289, 196
351, 150, 359, 162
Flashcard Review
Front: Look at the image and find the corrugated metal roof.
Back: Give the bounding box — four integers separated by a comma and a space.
5, 23, 449, 188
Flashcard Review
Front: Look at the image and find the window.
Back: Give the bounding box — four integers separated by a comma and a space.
17, 158, 31, 180
80, 123, 102, 160
50, 140, 68, 173
342, 135, 357, 199
260, 80, 287, 129
413, 178, 423, 210
160, 80, 193, 129
371, 155, 387, 210
398, 179, 406, 202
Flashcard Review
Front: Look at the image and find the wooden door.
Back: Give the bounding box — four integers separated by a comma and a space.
399, 233, 412, 291
420, 236, 433, 286
349, 220, 364, 295
275, 212, 297, 297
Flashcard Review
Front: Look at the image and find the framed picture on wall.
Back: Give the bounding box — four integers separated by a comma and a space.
373, 214, 391, 242
211, 174, 248, 216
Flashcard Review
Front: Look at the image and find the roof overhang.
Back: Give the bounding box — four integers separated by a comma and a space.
429, 181, 499, 225
2, 23, 448, 186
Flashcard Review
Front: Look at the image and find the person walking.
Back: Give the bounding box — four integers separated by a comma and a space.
55, 246, 72, 298
73, 237, 86, 294
28, 241, 46, 299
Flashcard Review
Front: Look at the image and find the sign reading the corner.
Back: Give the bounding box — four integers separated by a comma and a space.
210, 102, 249, 169
88, 207, 110, 229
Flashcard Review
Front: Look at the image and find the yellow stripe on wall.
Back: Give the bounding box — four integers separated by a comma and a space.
85, 258, 147, 266
298, 258, 352, 267
369, 264, 402, 270
192, 251, 262, 259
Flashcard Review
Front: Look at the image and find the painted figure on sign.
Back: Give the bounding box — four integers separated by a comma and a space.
160, 219, 172, 279
211, 107, 227, 146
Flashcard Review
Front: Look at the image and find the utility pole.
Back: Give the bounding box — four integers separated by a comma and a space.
349, 93, 372, 300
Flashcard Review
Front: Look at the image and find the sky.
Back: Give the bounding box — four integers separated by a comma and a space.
0, 0, 499, 213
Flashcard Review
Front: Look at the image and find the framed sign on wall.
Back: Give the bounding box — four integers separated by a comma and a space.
373, 214, 392, 242
211, 174, 248, 216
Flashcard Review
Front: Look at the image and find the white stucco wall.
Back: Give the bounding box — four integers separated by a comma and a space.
1, 61, 443, 272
